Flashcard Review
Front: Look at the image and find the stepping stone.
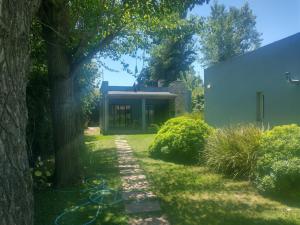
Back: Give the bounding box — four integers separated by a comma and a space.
129, 216, 170, 225
117, 148, 132, 152
117, 149, 132, 152
118, 158, 136, 162
115, 138, 171, 225
125, 200, 161, 214
118, 155, 134, 159
118, 164, 140, 169
120, 168, 144, 176
122, 190, 157, 201
118, 153, 134, 157
118, 161, 138, 166
117, 151, 133, 155
122, 174, 147, 181
118, 158, 136, 163
118, 158, 137, 164
122, 180, 150, 191
122, 177, 147, 185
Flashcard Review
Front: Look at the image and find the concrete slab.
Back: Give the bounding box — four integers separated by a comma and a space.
122, 190, 156, 201
129, 216, 170, 225
115, 138, 170, 225
122, 174, 147, 181
122, 180, 150, 191
125, 200, 161, 214
118, 164, 141, 169
119, 168, 144, 176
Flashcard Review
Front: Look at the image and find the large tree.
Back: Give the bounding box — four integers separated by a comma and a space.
199, 2, 262, 66
37, 0, 208, 186
0, 0, 40, 224
138, 32, 198, 86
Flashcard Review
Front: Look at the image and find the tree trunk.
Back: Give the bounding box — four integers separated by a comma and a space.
0, 0, 39, 224
41, 2, 83, 187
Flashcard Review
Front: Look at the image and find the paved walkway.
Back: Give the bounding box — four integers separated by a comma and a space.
115, 136, 170, 225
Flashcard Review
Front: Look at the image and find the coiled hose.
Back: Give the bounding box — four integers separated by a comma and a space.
54, 176, 122, 225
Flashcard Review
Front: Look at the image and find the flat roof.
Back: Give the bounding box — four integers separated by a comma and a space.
107, 91, 177, 99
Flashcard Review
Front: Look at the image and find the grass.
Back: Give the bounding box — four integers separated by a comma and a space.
125, 134, 300, 225
34, 130, 128, 225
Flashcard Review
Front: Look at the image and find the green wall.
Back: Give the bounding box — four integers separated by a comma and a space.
204, 33, 300, 127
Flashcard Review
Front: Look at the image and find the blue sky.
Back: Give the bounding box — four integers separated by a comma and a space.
101, 0, 300, 86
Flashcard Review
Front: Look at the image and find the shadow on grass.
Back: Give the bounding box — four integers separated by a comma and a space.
261, 191, 300, 209
139, 158, 300, 225
166, 197, 297, 225
126, 134, 300, 225
84, 135, 104, 143
34, 135, 128, 225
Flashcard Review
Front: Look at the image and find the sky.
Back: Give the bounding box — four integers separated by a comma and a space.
100, 0, 300, 86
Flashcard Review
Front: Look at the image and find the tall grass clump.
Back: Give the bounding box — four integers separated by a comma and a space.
204, 125, 262, 179
255, 124, 300, 193
149, 116, 212, 164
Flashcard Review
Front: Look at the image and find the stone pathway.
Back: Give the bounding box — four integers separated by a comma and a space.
115, 136, 170, 225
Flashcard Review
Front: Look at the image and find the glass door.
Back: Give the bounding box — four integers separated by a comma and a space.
110, 104, 132, 128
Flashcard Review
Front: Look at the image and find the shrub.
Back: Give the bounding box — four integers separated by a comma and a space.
255, 124, 300, 193
204, 125, 262, 179
149, 116, 212, 163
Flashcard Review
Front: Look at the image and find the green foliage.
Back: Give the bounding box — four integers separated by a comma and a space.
32, 157, 54, 189
147, 123, 163, 133
27, 19, 53, 163
35, 134, 128, 225
204, 125, 262, 179
181, 71, 205, 112
74, 62, 102, 127
255, 124, 300, 193
149, 116, 212, 163
137, 32, 198, 86
199, 2, 262, 66
126, 134, 300, 225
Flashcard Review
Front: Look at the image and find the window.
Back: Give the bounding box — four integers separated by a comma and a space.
256, 92, 264, 122
109, 104, 132, 128
146, 104, 154, 126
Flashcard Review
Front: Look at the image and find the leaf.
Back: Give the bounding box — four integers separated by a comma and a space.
34, 170, 42, 177
45, 171, 51, 177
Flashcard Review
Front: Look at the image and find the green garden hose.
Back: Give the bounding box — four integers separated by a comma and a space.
54, 176, 122, 225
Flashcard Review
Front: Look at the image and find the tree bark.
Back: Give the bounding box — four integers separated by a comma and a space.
41, 1, 83, 187
0, 0, 39, 224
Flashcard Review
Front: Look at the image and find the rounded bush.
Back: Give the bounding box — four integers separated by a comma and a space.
204, 125, 262, 179
149, 116, 212, 163
255, 124, 300, 193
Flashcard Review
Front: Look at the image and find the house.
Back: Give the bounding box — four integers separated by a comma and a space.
99, 80, 191, 134
204, 32, 300, 127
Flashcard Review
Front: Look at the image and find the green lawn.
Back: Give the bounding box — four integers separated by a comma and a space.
34, 133, 128, 225
125, 134, 300, 225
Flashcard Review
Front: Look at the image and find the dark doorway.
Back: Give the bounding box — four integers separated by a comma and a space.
109, 104, 132, 128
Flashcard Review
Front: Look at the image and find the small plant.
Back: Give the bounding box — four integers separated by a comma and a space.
255, 124, 300, 193
204, 124, 262, 179
149, 116, 212, 163
32, 157, 54, 189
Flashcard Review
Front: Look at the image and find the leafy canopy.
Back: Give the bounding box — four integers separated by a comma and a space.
39, 0, 209, 72
199, 2, 262, 66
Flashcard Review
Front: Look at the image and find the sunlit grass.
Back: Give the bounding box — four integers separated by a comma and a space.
126, 134, 300, 225
34, 132, 128, 225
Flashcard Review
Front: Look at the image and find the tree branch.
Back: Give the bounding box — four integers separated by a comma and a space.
70, 29, 121, 76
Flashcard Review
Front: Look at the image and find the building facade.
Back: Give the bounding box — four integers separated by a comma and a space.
205, 33, 300, 127
100, 80, 191, 134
